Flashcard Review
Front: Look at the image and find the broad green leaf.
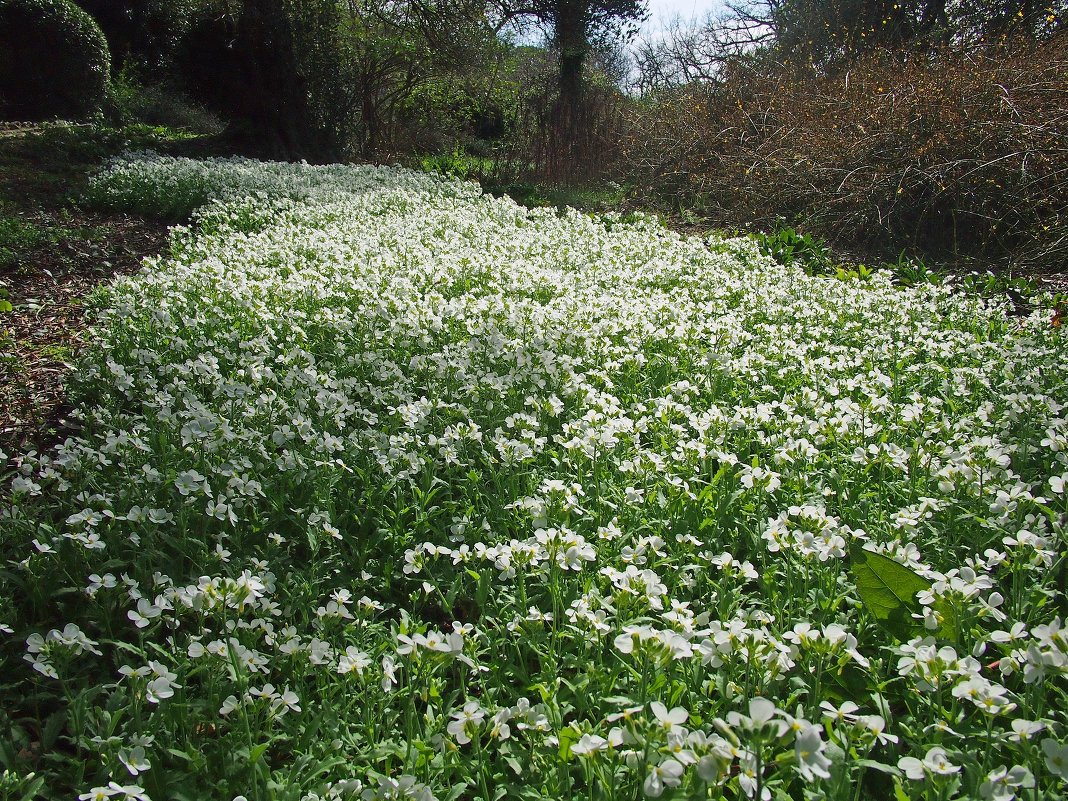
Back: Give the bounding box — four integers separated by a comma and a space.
850, 546, 930, 640
556, 726, 578, 762
41, 711, 67, 750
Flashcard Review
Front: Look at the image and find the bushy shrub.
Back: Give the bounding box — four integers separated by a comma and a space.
0, 0, 110, 120
621, 36, 1068, 268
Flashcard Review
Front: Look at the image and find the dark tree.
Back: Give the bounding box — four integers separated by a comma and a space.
232, 0, 326, 159
505, 0, 645, 109
72, 0, 201, 74
490, 0, 644, 178
177, 1, 329, 160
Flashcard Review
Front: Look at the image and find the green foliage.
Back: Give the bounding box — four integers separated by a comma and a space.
886, 252, 939, 286
173, 0, 518, 159
419, 150, 494, 180
0, 0, 111, 120
107, 70, 222, 134
849, 546, 932, 641
488, 179, 628, 213
0, 217, 49, 268
0, 282, 12, 368
72, 0, 204, 74
754, 225, 834, 275
18, 121, 205, 172
23, 122, 127, 163
957, 270, 1039, 299
0, 769, 45, 801
834, 263, 875, 282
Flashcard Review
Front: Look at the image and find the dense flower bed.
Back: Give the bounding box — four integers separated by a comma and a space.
2, 155, 1067, 801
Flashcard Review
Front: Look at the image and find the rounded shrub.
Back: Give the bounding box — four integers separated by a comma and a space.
0, 0, 111, 120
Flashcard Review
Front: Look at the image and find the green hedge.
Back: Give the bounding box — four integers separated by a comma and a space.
0, 0, 111, 120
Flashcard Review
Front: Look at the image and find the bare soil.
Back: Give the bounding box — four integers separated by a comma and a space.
0, 125, 172, 455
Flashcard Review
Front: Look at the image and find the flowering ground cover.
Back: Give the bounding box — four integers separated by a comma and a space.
2, 155, 1067, 801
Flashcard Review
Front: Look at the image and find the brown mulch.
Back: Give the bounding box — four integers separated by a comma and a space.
0, 126, 172, 457
0, 210, 169, 455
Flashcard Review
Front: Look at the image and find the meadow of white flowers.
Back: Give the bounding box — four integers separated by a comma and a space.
2, 155, 1067, 801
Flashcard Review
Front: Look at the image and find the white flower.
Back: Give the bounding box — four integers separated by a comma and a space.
381, 654, 398, 692
571, 733, 609, 757
1008, 719, 1043, 742
643, 759, 684, 797
78, 787, 121, 801
488, 708, 512, 741
819, 700, 859, 723
898, 747, 960, 780
128, 598, 162, 628
723, 698, 788, 738
858, 715, 898, 746
1043, 738, 1068, 781
794, 724, 832, 782
274, 688, 301, 715
219, 695, 240, 716
338, 646, 371, 675
650, 701, 689, 731
118, 746, 152, 776
979, 765, 1035, 800
146, 676, 177, 704
79, 784, 150, 801
446, 701, 485, 745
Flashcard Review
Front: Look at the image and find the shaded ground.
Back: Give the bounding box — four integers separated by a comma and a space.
0, 123, 220, 456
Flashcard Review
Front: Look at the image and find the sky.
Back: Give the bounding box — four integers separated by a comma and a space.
642, 0, 725, 31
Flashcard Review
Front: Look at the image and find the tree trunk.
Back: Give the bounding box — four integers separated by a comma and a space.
360, 69, 380, 159
549, 0, 590, 180
919, 0, 950, 45
233, 0, 328, 161
555, 0, 588, 116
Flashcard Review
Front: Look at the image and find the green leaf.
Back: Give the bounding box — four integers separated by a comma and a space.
40, 711, 67, 750
556, 726, 578, 762
248, 742, 270, 765
932, 597, 960, 644
855, 758, 902, 776
850, 546, 930, 640
166, 747, 196, 763
18, 774, 46, 801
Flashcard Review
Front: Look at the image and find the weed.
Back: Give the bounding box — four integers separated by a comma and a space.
0, 217, 49, 268
419, 150, 492, 180
753, 225, 834, 275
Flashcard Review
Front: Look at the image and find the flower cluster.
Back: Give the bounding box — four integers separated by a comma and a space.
1, 155, 1066, 800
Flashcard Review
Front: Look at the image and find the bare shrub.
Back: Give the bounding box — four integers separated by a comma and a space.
621, 35, 1068, 268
